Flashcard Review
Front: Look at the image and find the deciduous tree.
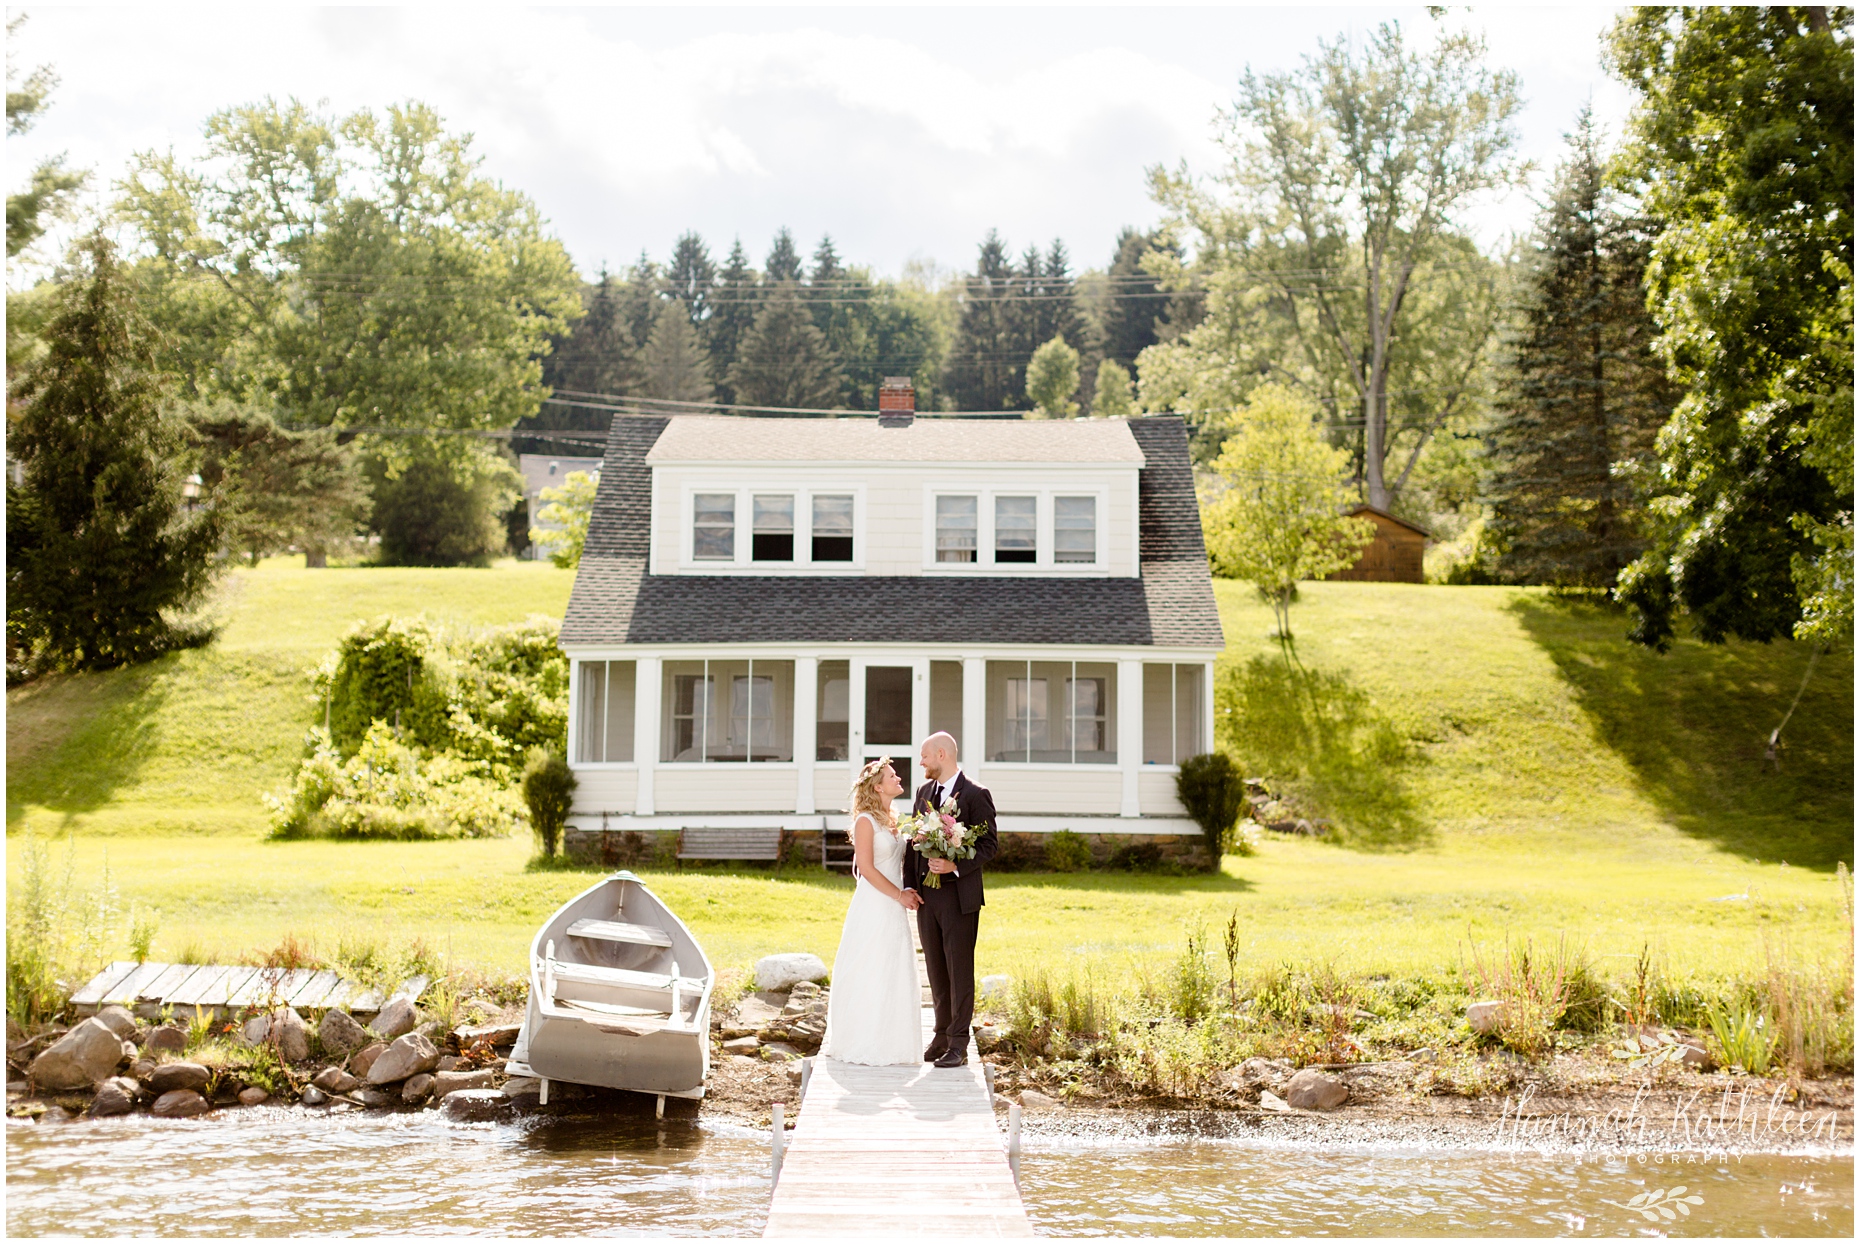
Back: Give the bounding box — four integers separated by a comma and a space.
1026, 336, 1081, 418
188, 401, 368, 566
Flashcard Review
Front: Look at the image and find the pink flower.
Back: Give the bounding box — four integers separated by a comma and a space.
940, 813, 957, 830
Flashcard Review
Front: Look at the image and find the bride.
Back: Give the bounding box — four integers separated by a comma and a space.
820, 758, 923, 1065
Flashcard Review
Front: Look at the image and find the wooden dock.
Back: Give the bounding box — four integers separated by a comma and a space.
67, 961, 428, 1020
764, 941, 1033, 1238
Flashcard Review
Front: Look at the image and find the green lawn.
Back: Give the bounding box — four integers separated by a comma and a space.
6, 562, 1851, 988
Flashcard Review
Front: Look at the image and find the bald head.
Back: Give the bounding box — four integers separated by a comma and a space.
920, 732, 958, 781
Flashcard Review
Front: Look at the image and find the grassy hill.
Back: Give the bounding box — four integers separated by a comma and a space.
5, 561, 1851, 983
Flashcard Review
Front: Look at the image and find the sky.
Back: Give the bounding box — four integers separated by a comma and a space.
6, 5, 1636, 283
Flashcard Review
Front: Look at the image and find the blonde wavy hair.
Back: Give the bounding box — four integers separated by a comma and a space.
849, 757, 899, 827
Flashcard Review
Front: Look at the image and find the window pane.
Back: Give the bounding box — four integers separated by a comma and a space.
935, 495, 977, 563
1071, 662, 1116, 763
706, 660, 750, 761
752, 495, 794, 561
662, 661, 713, 761
817, 659, 850, 760
994, 496, 1036, 563
929, 660, 963, 740
576, 661, 606, 764
985, 661, 1023, 763
1174, 664, 1204, 763
812, 495, 854, 562
693, 493, 735, 560
864, 665, 912, 744
603, 660, 636, 763
1142, 664, 1175, 764
745, 660, 794, 762
1054, 495, 1096, 563
1027, 661, 1069, 760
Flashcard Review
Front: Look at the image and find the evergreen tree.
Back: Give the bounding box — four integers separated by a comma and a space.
642, 298, 714, 402
666, 232, 715, 335
189, 401, 368, 566
707, 238, 758, 403
6, 235, 220, 672
765, 228, 803, 283
945, 231, 1018, 410
615, 251, 663, 357
1104, 227, 1167, 368
1483, 112, 1676, 589
727, 284, 844, 409
521, 269, 641, 455
808, 234, 870, 405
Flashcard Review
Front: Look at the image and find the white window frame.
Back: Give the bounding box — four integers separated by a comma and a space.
922, 486, 1109, 574
986, 658, 1119, 765
569, 658, 638, 769
680, 484, 866, 572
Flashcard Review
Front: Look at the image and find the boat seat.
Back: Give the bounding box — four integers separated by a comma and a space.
547, 959, 700, 993
566, 919, 673, 949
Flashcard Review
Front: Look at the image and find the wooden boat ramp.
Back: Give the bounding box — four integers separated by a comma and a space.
68, 961, 428, 1022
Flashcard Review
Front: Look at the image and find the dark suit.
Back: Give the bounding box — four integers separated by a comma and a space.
904, 771, 999, 1052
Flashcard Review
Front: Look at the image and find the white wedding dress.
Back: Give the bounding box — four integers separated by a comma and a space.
820, 813, 922, 1065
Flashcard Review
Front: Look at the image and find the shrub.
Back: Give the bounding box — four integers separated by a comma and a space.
990, 833, 1044, 872
1176, 752, 1247, 866
1106, 839, 1164, 871
264, 724, 525, 840
521, 746, 576, 859
1045, 829, 1092, 873
367, 445, 520, 567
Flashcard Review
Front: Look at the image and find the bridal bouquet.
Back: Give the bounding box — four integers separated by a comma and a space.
899, 796, 981, 889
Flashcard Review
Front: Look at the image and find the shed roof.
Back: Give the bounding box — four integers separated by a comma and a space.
1346, 504, 1431, 538
560, 414, 1222, 649
645, 415, 1146, 465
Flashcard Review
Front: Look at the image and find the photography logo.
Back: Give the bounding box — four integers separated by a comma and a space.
1600, 1185, 1705, 1223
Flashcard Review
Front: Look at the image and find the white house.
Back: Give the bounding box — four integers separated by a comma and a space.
520, 454, 605, 560
557, 401, 1225, 867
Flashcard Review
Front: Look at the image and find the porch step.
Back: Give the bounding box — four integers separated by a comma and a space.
677, 826, 782, 861
822, 828, 854, 873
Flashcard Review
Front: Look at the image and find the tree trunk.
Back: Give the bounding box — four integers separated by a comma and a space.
305, 549, 327, 569
1364, 372, 1389, 510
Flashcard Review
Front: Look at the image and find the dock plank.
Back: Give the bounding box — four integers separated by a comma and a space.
99, 962, 170, 1008
163, 965, 234, 1008
137, 963, 200, 1004
288, 970, 343, 1010
69, 962, 139, 1009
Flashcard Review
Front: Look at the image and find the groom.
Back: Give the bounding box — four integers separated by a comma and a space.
904, 731, 999, 1068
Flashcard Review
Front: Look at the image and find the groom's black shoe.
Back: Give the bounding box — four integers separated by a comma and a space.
923, 1041, 948, 1063
933, 1049, 968, 1068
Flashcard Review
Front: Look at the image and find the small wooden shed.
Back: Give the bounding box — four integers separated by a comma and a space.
1329, 505, 1429, 583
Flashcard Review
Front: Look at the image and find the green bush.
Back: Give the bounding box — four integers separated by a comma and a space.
1176, 752, 1247, 867
367, 446, 520, 567
1045, 829, 1093, 873
521, 746, 576, 859
265, 723, 525, 840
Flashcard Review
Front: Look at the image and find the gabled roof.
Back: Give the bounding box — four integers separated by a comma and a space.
646, 415, 1145, 465
1346, 504, 1431, 537
560, 415, 1224, 649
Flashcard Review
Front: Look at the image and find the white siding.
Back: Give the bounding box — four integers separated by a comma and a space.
655, 767, 799, 813
985, 768, 1123, 816
814, 764, 852, 813
572, 769, 638, 815
1138, 770, 1188, 817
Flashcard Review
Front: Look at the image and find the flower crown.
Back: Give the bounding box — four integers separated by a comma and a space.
853, 756, 893, 789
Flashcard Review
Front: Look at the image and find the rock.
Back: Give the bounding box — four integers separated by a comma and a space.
269, 1008, 309, 1062
238, 1086, 270, 1106
1019, 1089, 1062, 1111
350, 1042, 388, 1079
431, 1069, 497, 1100
146, 1025, 187, 1056
729, 1055, 759, 1068
1466, 1000, 1506, 1035
723, 1035, 759, 1053
147, 1061, 211, 1095
436, 1056, 463, 1073
357, 1088, 395, 1108
1284, 1069, 1348, 1111
312, 1066, 359, 1094
371, 997, 418, 1040
301, 1086, 328, 1106
502, 1076, 542, 1100
367, 1033, 440, 1085
761, 1042, 804, 1062
129, 1058, 156, 1081
6, 1015, 24, 1040
91, 1077, 138, 1117
754, 953, 828, 992
1408, 1048, 1437, 1063
980, 974, 1011, 999
789, 980, 823, 1000
94, 1006, 138, 1041
319, 1009, 370, 1057
734, 997, 782, 1028
401, 1073, 434, 1103
151, 1089, 209, 1118
37, 1105, 74, 1124
452, 1021, 521, 1049
1678, 1041, 1715, 1071
29, 1018, 131, 1090
974, 1024, 1004, 1054
1258, 1089, 1293, 1113
441, 1089, 513, 1122
240, 1014, 271, 1047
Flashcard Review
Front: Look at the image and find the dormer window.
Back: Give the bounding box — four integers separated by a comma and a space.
1054, 496, 1097, 564
693, 493, 735, 560
994, 496, 1036, 564
752, 495, 794, 561
812, 495, 854, 562
935, 495, 978, 563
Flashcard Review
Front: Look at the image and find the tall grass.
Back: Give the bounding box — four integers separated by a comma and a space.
6, 836, 121, 1024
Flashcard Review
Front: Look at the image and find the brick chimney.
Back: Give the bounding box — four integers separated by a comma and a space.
877, 376, 914, 427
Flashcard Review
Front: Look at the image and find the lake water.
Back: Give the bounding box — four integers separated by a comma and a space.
6, 1107, 1851, 1236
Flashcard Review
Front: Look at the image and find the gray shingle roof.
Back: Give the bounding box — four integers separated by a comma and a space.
560, 415, 1224, 649
647, 415, 1146, 464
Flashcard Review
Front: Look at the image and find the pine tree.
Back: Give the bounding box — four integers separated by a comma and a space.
707, 238, 758, 403
642, 299, 714, 402
1482, 111, 1676, 588
809, 234, 869, 406
945, 231, 1018, 410
522, 269, 641, 455
6, 235, 220, 671
765, 229, 803, 283
1104, 227, 1166, 368
666, 232, 715, 336
726, 284, 844, 409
